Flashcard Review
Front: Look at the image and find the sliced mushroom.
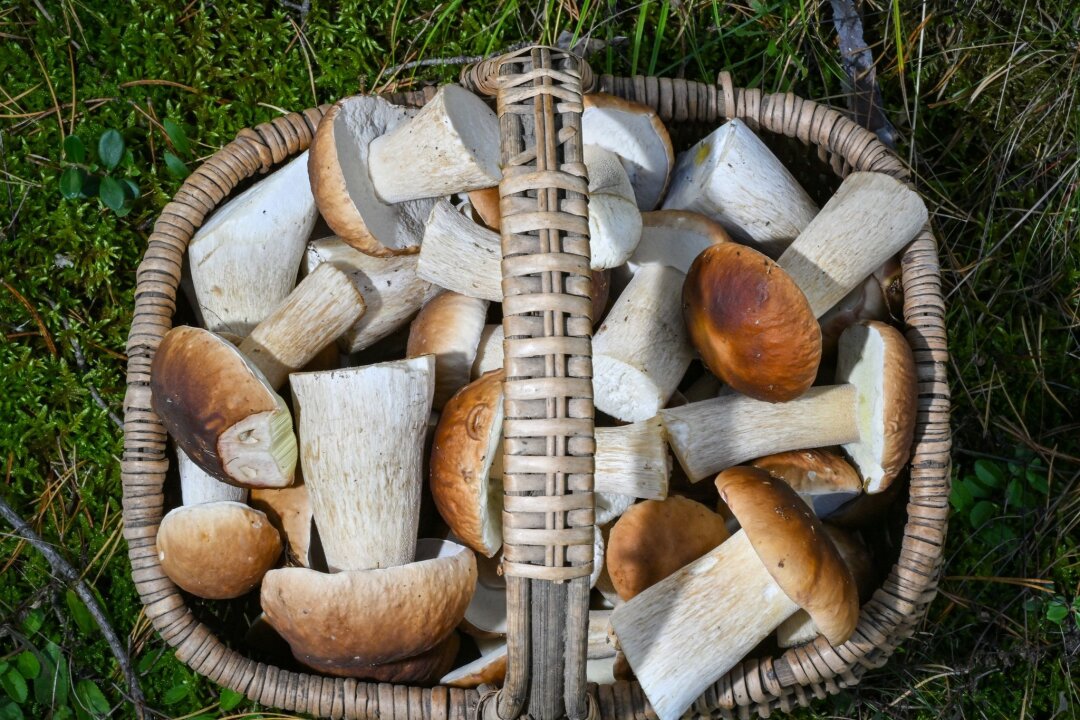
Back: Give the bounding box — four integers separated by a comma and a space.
407, 292, 489, 410
661, 320, 918, 492
417, 200, 502, 301
611, 466, 858, 720
594, 417, 669, 525
750, 448, 862, 518
250, 480, 314, 568
582, 94, 674, 210
584, 144, 642, 269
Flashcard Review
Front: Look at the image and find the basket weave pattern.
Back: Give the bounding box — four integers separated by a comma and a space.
122, 53, 950, 720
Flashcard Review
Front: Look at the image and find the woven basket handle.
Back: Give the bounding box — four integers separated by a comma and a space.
462, 47, 596, 720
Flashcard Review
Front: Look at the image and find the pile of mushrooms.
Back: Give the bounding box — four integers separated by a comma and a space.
149, 83, 925, 714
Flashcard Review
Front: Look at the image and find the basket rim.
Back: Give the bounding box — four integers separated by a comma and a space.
121, 71, 950, 720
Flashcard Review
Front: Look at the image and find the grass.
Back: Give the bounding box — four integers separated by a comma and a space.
1, 0, 1078, 718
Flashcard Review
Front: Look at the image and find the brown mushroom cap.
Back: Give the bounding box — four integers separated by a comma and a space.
583, 94, 675, 210
157, 502, 283, 599
591, 269, 611, 326
407, 291, 489, 409
683, 243, 821, 402
151, 326, 297, 488
835, 320, 918, 493
606, 496, 730, 601
715, 466, 858, 645
304, 630, 461, 681
822, 524, 876, 602
430, 370, 505, 557
309, 95, 435, 257
250, 481, 313, 567
750, 448, 863, 517
441, 642, 508, 688
261, 539, 477, 667
468, 186, 501, 232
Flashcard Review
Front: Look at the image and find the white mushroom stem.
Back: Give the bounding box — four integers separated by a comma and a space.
471, 324, 504, 379
660, 386, 858, 482
584, 144, 642, 270
587, 610, 616, 659
417, 200, 502, 301
662, 120, 817, 257
593, 264, 694, 422
187, 152, 317, 335
289, 356, 435, 572
776, 172, 927, 317
177, 448, 248, 505
238, 263, 366, 389
611, 530, 799, 720
594, 417, 669, 500
306, 237, 438, 353
368, 85, 501, 204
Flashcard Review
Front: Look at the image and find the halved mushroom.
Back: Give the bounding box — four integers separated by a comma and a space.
683, 171, 927, 402
606, 495, 729, 602
186, 152, 318, 335
584, 144, 642, 269
593, 264, 694, 422
471, 324, 504, 380
750, 448, 862, 518
310, 85, 500, 256
582, 94, 674, 210
662, 119, 818, 257
407, 291, 489, 410
306, 236, 438, 353
250, 479, 314, 567
610, 466, 858, 720
661, 321, 918, 492
441, 638, 508, 688
627, 210, 730, 275
417, 199, 502, 301
776, 524, 875, 647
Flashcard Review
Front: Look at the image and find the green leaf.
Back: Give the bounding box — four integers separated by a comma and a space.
1026, 467, 1049, 494
21, 610, 43, 635
53, 706, 73, 720
163, 118, 191, 156
969, 500, 997, 527
949, 480, 973, 513
60, 168, 84, 199
35, 643, 69, 708
162, 682, 190, 705
63, 135, 86, 164
122, 178, 141, 200
973, 459, 1005, 488
14, 652, 39, 681
1, 669, 28, 704
962, 476, 992, 499
0, 701, 24, 720
65, 590, 96, 635
98, 176, 126, 213
1006, 478, 1028, 508
1046, 602, 1069, 624
74, 680, 109, 716
163, 151, 189, 180
219, 686, 244, 711
113, 203, 133, 218
97, 130, 124, 170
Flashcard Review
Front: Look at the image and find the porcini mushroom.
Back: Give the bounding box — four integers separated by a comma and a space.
582, 94, 674, 210
310, 85, 500, 256
594, 417, 669, 524
627, 210, 730, 275
606, 495, 729, 602
187, 152, 318, 335
751, 448, 862, 518
776, 524, 875, 647
469, 186, 501, 231
305, 236, 438, 353
407, 291, 490, 410
662, 119, 817, 256
471, 324, 504, 379
661, 320, 918, 490
683, 172, 927, 402
152, 263, 366, 486
441, 638, 508, 688
461, 551, 507, 638
583, 144, 643, 269
417, 199, 502, 300
610, 466, 858, 720
593, 263, 694, 422
250, 480, 314, 567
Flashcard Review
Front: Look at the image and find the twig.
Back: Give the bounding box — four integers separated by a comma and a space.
830, 0, 899, 148
0, 494, 149, 718
47, 299, 124, 430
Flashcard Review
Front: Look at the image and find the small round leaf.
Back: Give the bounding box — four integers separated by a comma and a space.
97, 130, 124, 170
14, 652, 39, 680
163, 118, 191, 156
63, 135, 86, 164
60, 168, 84, 199
163, 151, 189, 180
1, 669, 27, 704
98, 176, 126, 213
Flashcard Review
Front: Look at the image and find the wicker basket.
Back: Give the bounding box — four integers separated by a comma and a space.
122, 47, 950, 720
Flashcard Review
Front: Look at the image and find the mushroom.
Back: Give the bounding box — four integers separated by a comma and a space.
627, 210, 730, 275
328, 632, 461, 682
776, 524, 875, 647
250, 480, 314, 567
309, 85, 499, 256
682, 171, 927, 402
593, 417, 669, 525
660, 320, 918, 491
417, 199, 502, 300
186, 152, 318, 335
468, 186, 501, 231
750, 448, 862, 518
407, 291, 489, 410
441, 637, 508, 688
305, 236, 439, 353
156, 451, 282, 599
661, 119, 818, 257
461, 551, 507, 638
471, 324, 504, 380
151, 263, 366, 487
610, 466, 858, 720
605, 495, 729, 602
591, 269, 612, 325
593, 263, 695, 422
582, 94, 674, 210
583, 144, 643, 269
